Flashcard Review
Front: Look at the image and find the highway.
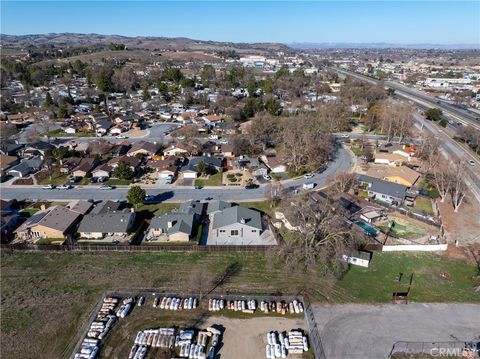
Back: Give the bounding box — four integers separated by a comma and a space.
0, 145, 355, 202
334, 68, 480, 130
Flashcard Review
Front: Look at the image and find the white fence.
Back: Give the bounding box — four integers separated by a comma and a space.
382, 243, 448, 252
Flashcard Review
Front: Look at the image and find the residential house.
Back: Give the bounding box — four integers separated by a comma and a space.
366, 164, 421, 187
219, 144, 235, 158
77, 209, 136, 239
358, 174, 408, 205
163, 144, 190, 157
127, 141, 159, 158
238, 156, 268, 177
66, 200, 94, 215
95, 119, 112, 136
72, 158, 97, 178
0, 142, 23, 156
261, 155, 288, 174
7, 156, 43, 177
210, 205, 265, 244
147, 157, 182, 178
203, 114, 223, 127
181, 156, 224, 179
91, 163, 113, 179
206, 200, 232, 220
0, 155, 19, 179
373, 152, 418, 166
22, 142, 54, 158
60, 157, 82, 174
14, 206, 81, 243
108, 155, 141, 172
148, 212, 197, 242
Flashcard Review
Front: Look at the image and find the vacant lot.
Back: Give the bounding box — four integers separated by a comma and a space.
1, 251, 478, 358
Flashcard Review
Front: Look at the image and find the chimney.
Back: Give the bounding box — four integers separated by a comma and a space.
240, 218, 246, 224
130, 207, 135, 213
167, 221, 173, 228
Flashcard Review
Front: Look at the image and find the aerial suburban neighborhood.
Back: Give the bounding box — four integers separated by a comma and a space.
0, 1, 479, 359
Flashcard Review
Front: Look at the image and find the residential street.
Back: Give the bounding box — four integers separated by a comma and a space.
0, 145, 355, 202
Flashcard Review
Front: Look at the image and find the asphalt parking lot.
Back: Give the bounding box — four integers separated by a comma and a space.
313, 303, 480, 359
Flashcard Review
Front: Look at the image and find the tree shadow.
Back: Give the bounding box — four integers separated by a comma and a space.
207, 262, 242, 294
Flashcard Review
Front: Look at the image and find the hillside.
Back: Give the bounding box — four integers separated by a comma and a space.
0, 33, 292, 55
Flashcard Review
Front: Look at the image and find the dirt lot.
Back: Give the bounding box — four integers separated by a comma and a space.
438, 191, 480, 244
100, 301, 307, 359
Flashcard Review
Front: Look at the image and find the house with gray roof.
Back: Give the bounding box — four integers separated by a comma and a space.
206, 200, 232, 219
179, 200, 203, 217
358, 174, 408, 205
77, 209, 135, 240
148, 212, 197, 242
7, 156, 43, 177
208, 205, 276, 245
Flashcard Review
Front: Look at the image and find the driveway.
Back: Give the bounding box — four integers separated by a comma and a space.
313, 303, 480, 359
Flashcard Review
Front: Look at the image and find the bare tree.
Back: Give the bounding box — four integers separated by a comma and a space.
330, 171, 357, 194
266, 180, 284, 207
432, 160, 452, 202
276, 195, 360, 275
450, 161, 468, 212
416, 134, 441, 173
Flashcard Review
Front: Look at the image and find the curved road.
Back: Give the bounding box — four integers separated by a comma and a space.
0, 146, 355, 202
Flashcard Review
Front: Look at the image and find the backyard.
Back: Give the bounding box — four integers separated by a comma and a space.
1, 251, 478, 358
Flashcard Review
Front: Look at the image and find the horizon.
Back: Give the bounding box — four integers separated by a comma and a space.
1, 1, 479, 45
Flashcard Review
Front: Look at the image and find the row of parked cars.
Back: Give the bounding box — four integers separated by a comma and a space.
42, 184, 115, 190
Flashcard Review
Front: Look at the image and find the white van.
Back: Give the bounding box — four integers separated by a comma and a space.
302, 182, 315, 190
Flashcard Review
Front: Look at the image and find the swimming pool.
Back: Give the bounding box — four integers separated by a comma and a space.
355, 221, 379, 236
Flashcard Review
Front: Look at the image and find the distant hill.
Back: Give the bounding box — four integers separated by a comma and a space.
0, 33, 292, 55
289, 42, 480, 50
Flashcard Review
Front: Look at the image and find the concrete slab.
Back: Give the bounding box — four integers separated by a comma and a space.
313, 303, 480, 359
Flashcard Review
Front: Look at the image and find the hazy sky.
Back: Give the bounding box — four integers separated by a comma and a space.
1, 1, 479, 44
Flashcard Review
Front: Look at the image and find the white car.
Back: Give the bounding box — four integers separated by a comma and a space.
304, 173, 314, 179
42, 185, 55, 190
117, 135, 127, 139
341, 134, 350, 138
263, 174, 272, 181
469, 160, 476, 166
303, 182, 315, 190
57, 185, 71, 190
100, 185, 114, 190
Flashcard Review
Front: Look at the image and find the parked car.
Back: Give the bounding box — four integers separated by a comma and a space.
117, 135, 127, 139
57, 184, 72, 190
42, 185, 55, 190
165, 175, 174, 184
302, 182, 315, 190
97, 177, 107, 183
69, 176, 81, 184
245, 183, 259, 189
469, 160, 476, 166
138, 296, 145, 306
195, 185, 203, 189
204, 197, 213, 201
304, 173, 314, 179
263, 174, 272, 181
100, 184, 114, 190
89, 177, 98, 184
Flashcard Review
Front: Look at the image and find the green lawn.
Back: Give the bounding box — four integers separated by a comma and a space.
79, 177, 89, 185
238, 200, 275, 215
337, 252, 480, 303
413, 197, 434, 214
194, 171, 223, 187
19, 208, 39, 216
419, 180, 440, 199
106, 178, 133, 186
39, 172, 69, 185
0, 251, 478, 359
136, 202, 180, 216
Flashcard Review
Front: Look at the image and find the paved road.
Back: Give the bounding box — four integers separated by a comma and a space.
313, 303, 480, 359
0, 146, 355, 202
334, 68, 480, 130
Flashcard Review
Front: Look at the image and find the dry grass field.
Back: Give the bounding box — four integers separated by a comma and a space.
1, 251, 478, 359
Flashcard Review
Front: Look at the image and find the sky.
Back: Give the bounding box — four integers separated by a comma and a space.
1, 1, 479, 45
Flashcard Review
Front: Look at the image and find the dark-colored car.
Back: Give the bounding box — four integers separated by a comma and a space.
245, 183, 259, 189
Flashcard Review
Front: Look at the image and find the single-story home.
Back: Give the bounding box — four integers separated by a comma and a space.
7, 156, 43, 178
72, 158, 97, 178
366, 164, 421, 188
77, 209, 136, 239
358, 174, 408, 205
91, 163, 113, 179
211, 205, 263, 243
148, 212, 196, 242
14, 206, 81, 243
127, 141, 159, 157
